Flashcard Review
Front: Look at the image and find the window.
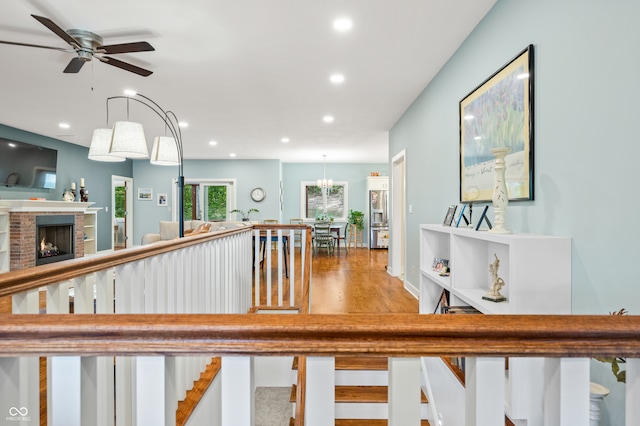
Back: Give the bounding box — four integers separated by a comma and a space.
173, 178, 236, 221
300, 181, 348, 221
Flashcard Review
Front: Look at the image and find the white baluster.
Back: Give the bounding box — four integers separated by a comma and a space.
306, 357, 335, 426
465, 357, 504, 426
544, 357, 590, 426
47, 281, 81, 426
627, 358, 640, 426
222, 356, 255, 425
0, 290, 39, 424
389, 357, 421, 426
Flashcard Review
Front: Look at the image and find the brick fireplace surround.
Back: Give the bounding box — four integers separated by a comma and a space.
1, 200, 93, 271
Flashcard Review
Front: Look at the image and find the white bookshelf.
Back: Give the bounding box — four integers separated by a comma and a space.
419, 224, 571, 315
419, 224, 572, 424
83, 208, 100, 255
0, 208, 8, 273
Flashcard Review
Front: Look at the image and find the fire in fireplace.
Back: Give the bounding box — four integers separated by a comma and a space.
36, 215, 75, 266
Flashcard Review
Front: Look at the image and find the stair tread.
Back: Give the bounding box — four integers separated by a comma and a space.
335, 420, 430, 425
291, 384, 428, 403
292, 356, 389, 371
336, 385, 427, 403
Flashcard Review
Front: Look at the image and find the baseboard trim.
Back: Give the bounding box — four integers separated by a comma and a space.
404, 280, 419, 300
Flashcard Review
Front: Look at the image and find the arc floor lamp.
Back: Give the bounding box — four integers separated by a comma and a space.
88, 91, 185, 237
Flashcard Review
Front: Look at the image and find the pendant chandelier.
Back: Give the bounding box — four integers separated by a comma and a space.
317, 155, 333, 189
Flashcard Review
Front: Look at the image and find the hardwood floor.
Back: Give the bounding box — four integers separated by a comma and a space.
310, 247, 418, 314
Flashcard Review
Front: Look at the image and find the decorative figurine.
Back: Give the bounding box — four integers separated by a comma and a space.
483, 253, 507, 302
62, 190, 75, 202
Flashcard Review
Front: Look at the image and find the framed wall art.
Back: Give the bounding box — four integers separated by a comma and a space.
459, 44, 534, 203
157, 193, 168, 206
137, 187, 152, 201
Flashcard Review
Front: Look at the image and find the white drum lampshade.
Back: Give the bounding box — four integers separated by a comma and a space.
150, 136, 180, 166
109, 121, 149, 159
88, 128, 125, 162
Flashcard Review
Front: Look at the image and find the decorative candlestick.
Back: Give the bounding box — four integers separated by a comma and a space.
79, 178, 88, 202
488, 147, 512, 234
70, 182, 76, 200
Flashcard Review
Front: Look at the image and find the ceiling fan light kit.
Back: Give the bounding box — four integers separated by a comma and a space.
0, 14, 154, 76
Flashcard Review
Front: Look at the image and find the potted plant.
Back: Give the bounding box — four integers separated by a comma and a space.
347, 209, 365, 231
230, 208, 259, 221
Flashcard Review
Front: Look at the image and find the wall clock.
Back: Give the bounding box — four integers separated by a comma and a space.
251, 187, 266, 202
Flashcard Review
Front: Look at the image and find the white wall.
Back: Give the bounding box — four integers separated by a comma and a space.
390, 1, 640, 424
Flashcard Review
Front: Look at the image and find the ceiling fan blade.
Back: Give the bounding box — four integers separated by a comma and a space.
63, 57, 85, 73
101, 56, 153, 77
31, 14, 79, 47
0, 40, 71, 52
97, 41, 154, 54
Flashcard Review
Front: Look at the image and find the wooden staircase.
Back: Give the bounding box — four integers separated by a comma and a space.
290, 356, 430, 425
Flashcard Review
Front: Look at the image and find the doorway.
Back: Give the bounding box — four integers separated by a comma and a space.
390, 150, 406, 279
112, 175, 133, 250
173, 178, 237, 221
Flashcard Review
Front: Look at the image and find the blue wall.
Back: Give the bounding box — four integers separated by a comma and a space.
0, 124, 132, 251
390, 1, 640, 423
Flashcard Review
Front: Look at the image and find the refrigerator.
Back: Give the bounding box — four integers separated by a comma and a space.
369, 189, 389, 249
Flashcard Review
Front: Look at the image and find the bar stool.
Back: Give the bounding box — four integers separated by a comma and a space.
347, 224, 363, 248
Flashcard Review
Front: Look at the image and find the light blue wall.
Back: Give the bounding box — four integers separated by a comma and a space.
0, 124, 132, 251
390, 1, 640, 423
132, 159, 281, 243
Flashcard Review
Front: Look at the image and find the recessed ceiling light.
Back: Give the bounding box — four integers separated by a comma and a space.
323, 115, 334, 123
124, 89, 136, 96
281, 137, 290, 143
59, 123, 70, 129
209, 141, 218, 146
229, 153, 236, 157
333, 17, 353, 32
330, 74, 345, 84
178, 122, 188, 128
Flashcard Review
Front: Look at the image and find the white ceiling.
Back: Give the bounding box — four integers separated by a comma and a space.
0, 0, 495, 163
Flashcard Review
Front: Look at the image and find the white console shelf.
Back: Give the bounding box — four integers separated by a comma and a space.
419, 224, 572, 425
419, 224, 571, 315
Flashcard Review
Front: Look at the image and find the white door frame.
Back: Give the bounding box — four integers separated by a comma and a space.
111, 175, 134, 249
390, 150, 406, 279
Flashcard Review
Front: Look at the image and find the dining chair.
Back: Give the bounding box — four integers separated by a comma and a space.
313, 221, 335, 255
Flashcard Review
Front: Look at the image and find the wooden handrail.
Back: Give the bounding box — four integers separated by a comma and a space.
0, 313, 639, 357
0, 224, 310, 298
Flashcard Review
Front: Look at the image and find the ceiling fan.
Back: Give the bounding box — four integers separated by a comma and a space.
0, 14, 154, 76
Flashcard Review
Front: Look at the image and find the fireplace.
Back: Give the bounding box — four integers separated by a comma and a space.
36, 215, 75, 266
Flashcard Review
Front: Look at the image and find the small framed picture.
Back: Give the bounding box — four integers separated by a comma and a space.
432, 257, 449, 274
443, 205, 457, 226
137, 187, 153, 200
475, 205, 493, 231
157, 193, 168, 206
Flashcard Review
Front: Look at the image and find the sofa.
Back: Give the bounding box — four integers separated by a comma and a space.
141, 220, 254, 245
